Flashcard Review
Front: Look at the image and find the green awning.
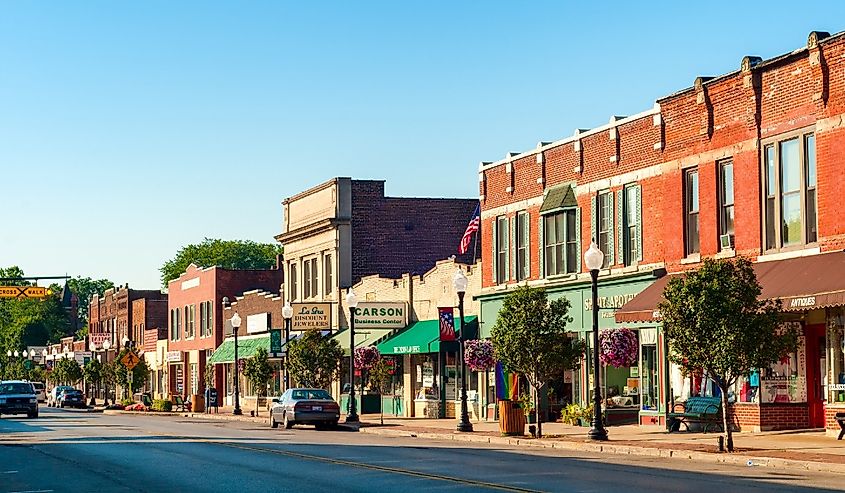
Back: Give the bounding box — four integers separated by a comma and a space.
331, 328, 393, 356
377, 316, 478, 355
540, 184, 577, 213
208, 334, 270, 364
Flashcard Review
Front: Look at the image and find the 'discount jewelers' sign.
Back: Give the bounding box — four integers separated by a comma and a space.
291, 303, 332, 330
353, 302, 407, 329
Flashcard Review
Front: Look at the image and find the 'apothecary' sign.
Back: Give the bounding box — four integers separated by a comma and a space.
353, 302, 407, 329
292, 303, 332, 330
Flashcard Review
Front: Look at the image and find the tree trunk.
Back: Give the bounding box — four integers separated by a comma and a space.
533, 380, 543, 438
720, 384, 733, 452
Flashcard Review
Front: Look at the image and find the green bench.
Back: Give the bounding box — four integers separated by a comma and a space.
667, 396, 723, 433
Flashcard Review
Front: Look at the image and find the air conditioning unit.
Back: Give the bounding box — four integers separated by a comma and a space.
719, 234, 735, 250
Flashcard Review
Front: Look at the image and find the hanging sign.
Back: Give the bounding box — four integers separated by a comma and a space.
438, 307, 457, 342
353, 302, 407, 329
291, 303, 331, 330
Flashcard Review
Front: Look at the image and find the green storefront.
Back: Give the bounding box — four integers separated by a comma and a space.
478, 271, 666, 425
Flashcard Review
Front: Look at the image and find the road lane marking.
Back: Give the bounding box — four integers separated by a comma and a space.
1, 470, 18, 474
211, 441, 542, 493
8, 490, 54, 493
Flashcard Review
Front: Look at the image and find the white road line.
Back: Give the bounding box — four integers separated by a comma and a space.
1, 471, 18, 474
8, 490, 54, 493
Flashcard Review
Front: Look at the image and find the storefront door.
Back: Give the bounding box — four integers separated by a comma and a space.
807, 324, 826, 428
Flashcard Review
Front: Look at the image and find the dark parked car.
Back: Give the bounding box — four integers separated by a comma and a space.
57, 389, 86, 409
269, 388, 340, 429
0, 380, 39, 418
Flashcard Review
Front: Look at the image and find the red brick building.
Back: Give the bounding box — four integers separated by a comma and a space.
88, 285, 167, 351
165, 263, 283, 400
478, 30, 845, 433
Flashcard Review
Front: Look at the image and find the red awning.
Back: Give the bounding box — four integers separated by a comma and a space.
615, 251, 845, 323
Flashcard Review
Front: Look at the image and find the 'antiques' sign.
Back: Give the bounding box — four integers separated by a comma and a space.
292, 303, 331, 330
353, 302, 407, 329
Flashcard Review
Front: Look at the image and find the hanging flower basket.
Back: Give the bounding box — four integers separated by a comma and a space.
354, 346, 381, 371
464, 340, 495, 372
599, 328, 638, 368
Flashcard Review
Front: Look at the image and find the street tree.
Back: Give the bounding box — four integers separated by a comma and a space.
287, 331, 342, 390
368, 358, 393, 425
159, 238, 283, 287
659, 257, 798, 452
244, 347, 275, 415
114, 349, 150, 399
52, 357, 83, 386
491, 285, 586, 438
84, 359, 104, 404
101, 360, 116, 405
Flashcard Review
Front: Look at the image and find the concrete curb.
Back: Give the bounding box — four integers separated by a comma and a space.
357, 426, 845, 475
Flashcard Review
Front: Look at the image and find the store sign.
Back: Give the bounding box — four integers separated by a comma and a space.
292, 303, 331, 330
584, 293, 638, 311
391, 345, 422, 355
788, 296, 816, 309
269, 329, 283, 355
353, 302, 407, 329
247, 313, 269, 334
166, 351, 182, 362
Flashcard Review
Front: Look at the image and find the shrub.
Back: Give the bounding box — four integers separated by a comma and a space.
120, 398, 134, 407
151, 399, 173, 412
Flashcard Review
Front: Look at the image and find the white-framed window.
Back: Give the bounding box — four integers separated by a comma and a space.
288, 262, 298, 301
515, 211, 529, 281
323, 253, 333, 297
303, 257, 318, 299
495, 215, 508, 284
684, 168, 700, 256
543, 210, 577, 276
597, 192, 613, 268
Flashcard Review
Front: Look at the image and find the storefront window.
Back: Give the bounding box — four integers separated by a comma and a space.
731, 372, 759, 403
828, 317, 845, 404
641, 345, 658, 410
761, 325, 806, 403
414, 354, 439, 399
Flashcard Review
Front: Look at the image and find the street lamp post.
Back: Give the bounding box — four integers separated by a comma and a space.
345, 289, 359, 423
584, 241, 608, 441
282, 302, 293, 392
102, 339, 112, 405
453, 268, 473, 433
231, 311, 243, 416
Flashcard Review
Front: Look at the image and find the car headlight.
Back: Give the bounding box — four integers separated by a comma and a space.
29, 398, 36, 403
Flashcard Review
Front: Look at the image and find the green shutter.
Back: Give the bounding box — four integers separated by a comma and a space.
635, 185, 643, 262
510, 215, 516, 281
523, 212, 530, 280
503, 218, 510, 282
491, 219, 498, 284
575, 207, 582, 273
538, 215, 545, 279
606, 193, 615, 266
616, 189, 624, 265
590, 195, 597, 244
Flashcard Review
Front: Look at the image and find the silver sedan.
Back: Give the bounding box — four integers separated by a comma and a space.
269, 388, 341, 430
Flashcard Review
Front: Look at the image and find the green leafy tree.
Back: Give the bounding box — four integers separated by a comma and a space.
244, 347, 275, 415
84, 359, 104, 404
101, 360, 116, 405
65, 276, 115, 327
159, 238, 283, 287
491, 285, 586, 438
287, 331, 343, 390
114, 349, 150, 398
659, 257, 799, 452
204, 361, 216, 390
52, 357, 83, 386
368, 358, 393, 425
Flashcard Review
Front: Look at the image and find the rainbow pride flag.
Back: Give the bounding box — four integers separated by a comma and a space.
495, 361, 518, 401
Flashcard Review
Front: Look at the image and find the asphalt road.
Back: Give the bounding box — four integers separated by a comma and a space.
0, 406, 843, 493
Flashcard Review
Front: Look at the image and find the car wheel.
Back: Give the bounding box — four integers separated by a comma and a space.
270, 411, 278, 429
283, 412, 293, 429
60, 402, 65, 409
330, 420, 339, 429
27, 411, 37, 419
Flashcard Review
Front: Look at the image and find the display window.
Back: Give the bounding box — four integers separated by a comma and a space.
827, 314, 845, 403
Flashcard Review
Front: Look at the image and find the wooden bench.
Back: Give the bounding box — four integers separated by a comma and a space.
667, 396, 723, 433
835, 412, 845, 440
173, 395, 191, 412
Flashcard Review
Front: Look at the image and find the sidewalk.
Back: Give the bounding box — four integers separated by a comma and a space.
353, 415, 845, 474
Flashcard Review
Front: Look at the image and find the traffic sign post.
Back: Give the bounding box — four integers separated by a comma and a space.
0, 286, 51, 299
121, 351, 140, 370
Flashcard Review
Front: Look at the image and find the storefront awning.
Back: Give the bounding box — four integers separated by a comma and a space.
332, 328, 393, 356
208, 334, 269, 364
615, 251, 845, 323
377, 316, 478, 355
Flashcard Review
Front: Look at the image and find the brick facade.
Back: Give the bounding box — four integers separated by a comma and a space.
88, 286, 167, 350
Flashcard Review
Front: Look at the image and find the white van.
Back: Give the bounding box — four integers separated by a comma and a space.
31, 382, 46, 403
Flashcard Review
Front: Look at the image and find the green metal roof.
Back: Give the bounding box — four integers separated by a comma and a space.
331, 328, 393, 356
540, 184, 577, 213
377, 316, 478, 355
208, 335, 269, 364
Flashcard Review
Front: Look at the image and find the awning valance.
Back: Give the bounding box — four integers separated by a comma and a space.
208, 335, 269, 364
615, 251, 845, 323
377, 316, 478, 356
331, 328, 393, 356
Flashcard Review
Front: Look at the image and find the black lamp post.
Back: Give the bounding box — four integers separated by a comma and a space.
345, 289, 359, 423
282, 302, 293, 391
231, 310, 243, 416
585, 241, 608, 441
453, 268, 473, 432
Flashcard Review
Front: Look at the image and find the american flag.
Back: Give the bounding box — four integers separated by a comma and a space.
458, 203, 480, 254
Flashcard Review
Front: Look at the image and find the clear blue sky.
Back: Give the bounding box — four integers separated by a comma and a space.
1, 2, 842, 289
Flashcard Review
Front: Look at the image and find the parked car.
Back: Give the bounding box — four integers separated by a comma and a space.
0, 380, 39, 418
269, 388, 340, 430
47, 385, 74, 407
57, 389, 86, 409
30, 382, 46, 403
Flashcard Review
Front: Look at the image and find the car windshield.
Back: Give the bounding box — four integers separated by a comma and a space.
291, 389, 332, 400
0, 383, 35, 395
32, 383, 44, 390
65, 390, 82, 396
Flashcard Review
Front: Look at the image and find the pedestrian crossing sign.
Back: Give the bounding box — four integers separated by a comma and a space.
121, 351, 140, 370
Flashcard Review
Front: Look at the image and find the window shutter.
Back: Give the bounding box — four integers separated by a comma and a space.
635, 185, 643, 261
538, 215, 545, 279
606, 193, 615, 266
491, 219, 498, 284
523, 213, 530, 280
510, 215, 516, 281
590, 195, 597, 243
616, 189, 624, 265
504, 218, 511, 282
575, 207, 582, 273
